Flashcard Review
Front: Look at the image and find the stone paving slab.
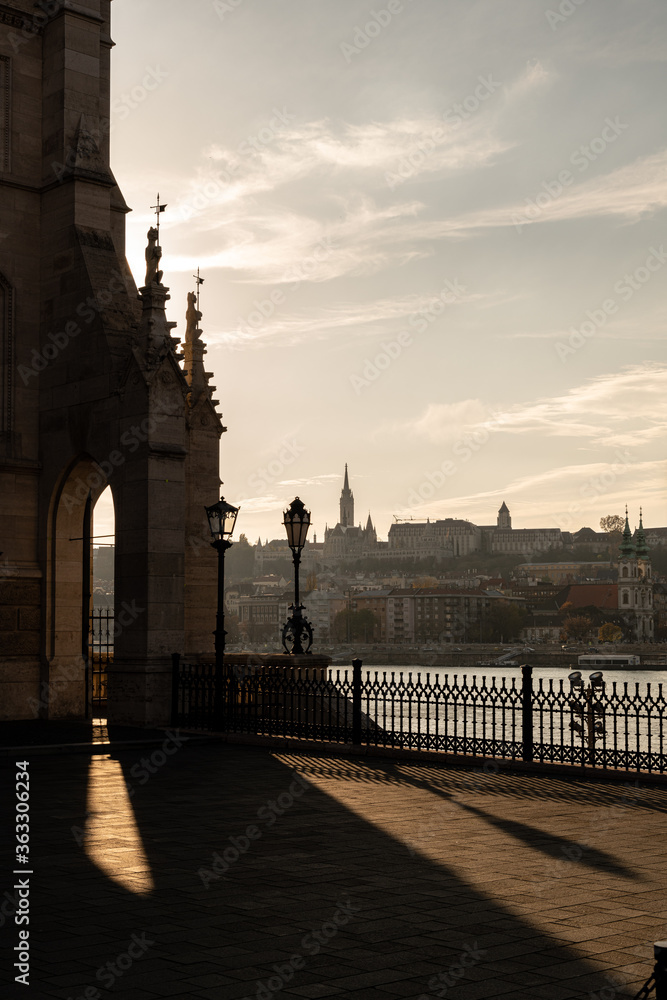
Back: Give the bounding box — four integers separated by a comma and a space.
1, 743, 666, 998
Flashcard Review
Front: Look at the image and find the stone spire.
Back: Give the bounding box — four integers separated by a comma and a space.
136, 227, 181, 365
619, 506, 635, 558
183, 290, 219, 406
340, 463, 354, 527
635, 508, 650, 560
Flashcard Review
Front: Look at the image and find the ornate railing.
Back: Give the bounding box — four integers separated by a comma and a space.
89, 608, 113, 718
631, 941, 667, 998
171, 658, 667, 774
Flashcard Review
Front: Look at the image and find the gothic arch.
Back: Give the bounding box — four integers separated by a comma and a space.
43, 455, 111, 718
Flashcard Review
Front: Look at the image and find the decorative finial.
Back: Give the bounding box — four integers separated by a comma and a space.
151, 192, 167, 241
193, 267, 205, 312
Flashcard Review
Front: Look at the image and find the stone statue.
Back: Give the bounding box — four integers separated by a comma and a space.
144, 226, 163, 285
185, 291, 202, 342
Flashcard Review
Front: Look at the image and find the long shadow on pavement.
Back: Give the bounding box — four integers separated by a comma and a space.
1, 742, 663, 999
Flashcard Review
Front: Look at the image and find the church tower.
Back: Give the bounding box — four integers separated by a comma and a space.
497, 502, 511, 530
633, 510, 653, 640
618, 508, 654, 640
340, 463, 354, 527
363, 511, 377, 551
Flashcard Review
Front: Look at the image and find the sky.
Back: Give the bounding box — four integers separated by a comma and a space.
95, 0, 667, 545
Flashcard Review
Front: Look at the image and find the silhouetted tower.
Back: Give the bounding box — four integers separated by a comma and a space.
340, 464, 354, 527
497, 502, 512, 530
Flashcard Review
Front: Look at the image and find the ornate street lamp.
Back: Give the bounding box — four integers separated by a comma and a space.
281, 497, 314, 654
205, 496, 239, 677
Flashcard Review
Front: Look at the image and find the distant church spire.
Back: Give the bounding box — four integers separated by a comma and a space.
635, 507, 650, 560
619, 506, 635, 558
340, 463, 354, 527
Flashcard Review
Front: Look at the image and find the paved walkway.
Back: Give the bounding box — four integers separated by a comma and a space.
1, 739, 666, 999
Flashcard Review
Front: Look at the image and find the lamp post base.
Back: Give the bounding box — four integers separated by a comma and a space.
282, 605, 314, 655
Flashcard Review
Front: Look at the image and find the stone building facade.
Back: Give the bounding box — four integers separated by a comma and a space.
388, 519, 480, 559
480, 503, 562, 555
0, 0, 224, 723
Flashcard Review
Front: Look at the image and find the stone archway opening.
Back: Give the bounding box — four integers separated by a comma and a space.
91, 486, 115, 721
44, 456, 110, 720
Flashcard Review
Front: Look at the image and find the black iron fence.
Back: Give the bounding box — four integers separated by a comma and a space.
632, 941, 667, 999
89, 608, 112, 719
171, 658, 667, 774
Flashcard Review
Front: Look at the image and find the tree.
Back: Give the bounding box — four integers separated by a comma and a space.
561, 614, 593, 642
481, 601, 527, 642
225, 614, 242, 643
333, 609, 379, 642
598, 623, 622, 644
225, 533, 255, 580
600, 514, 624, 549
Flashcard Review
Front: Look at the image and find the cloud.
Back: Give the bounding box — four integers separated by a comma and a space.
398, 456, 667, 529
503, 60, 552, 101
161, 143, 667, 287
207, 287, 485, 348
394, 400, 496, 445
232, 494, 285, 515
143, 112, 514, 286
278, 474, 341, 487
166, 195, 426, 286
438, 150, 667, 234
403, 364, 667, 451
490, 364, 667, 448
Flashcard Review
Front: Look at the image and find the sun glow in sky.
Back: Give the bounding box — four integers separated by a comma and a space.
107, 0, 667, 543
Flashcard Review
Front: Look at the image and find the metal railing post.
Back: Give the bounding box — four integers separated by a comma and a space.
521, 664, 534, 763
214, 660, 224, 731
171, 653, 181, 727
655, 941, 667, 1000
352, 658, 362, 745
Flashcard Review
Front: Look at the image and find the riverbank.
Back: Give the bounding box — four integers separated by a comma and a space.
326, 644, 667, 669
226, 642, 667, 669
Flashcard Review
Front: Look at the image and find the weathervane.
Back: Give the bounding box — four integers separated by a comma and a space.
193, 267, 205, 312
150, 192, 167, 241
